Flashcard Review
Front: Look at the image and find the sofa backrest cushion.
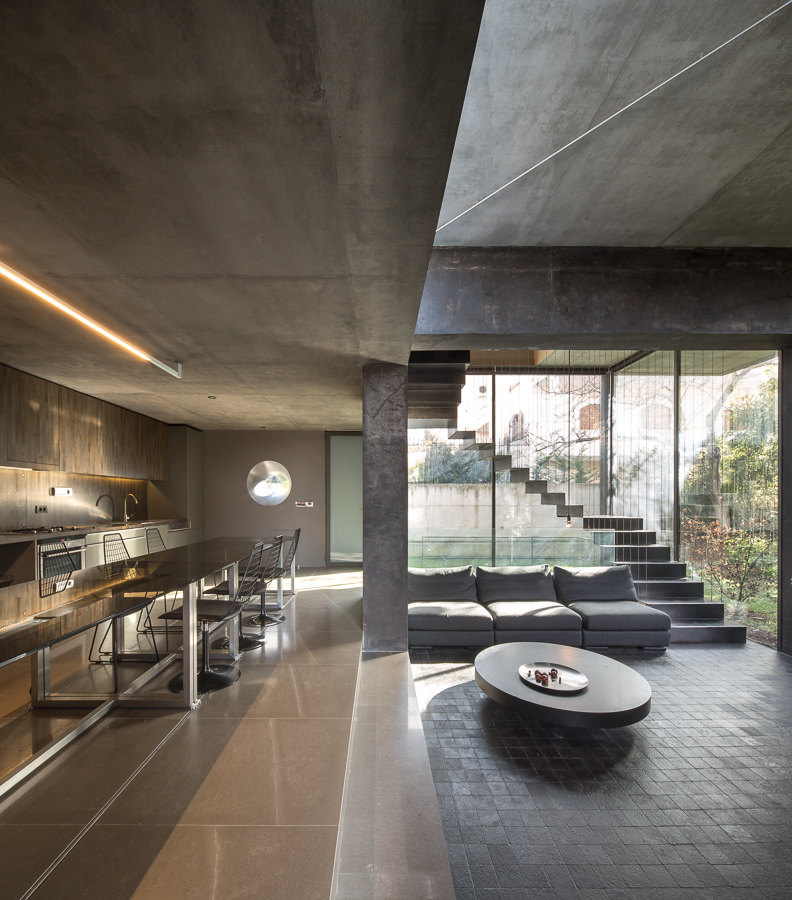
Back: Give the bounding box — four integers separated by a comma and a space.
407, 566, 478, 603
475, 565, 556, 604
553, 565, 639, 604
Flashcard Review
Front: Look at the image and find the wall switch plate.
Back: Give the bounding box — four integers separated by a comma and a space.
34, 505, 48, 513
295, 500, 314, 508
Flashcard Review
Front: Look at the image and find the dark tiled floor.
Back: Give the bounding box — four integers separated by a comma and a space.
411, 642, 792, 900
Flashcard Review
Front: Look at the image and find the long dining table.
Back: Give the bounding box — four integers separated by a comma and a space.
0, 537, 259, 798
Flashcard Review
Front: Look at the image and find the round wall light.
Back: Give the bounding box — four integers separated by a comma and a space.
246, 460, 292, 506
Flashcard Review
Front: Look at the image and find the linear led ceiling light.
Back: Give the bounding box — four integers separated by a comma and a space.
0, 260, 182, 378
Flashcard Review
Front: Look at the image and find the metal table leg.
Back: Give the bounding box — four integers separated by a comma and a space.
30, 647, 51, 705
225, 560, 239, 658
182, 580, 198, 708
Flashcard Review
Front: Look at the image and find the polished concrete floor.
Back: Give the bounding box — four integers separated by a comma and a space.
412, 642, 792, 900
0, 568, 368, 899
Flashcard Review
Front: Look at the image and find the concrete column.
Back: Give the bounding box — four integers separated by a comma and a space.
362, 364, 408, 651
779, 349, 792, 655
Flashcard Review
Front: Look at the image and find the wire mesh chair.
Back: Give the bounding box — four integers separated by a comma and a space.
145, 527, 166, 553
246, 536, 285, 627
89, 533, 160, 663
159, 541, 268, 692
38, 539, 79, 598
265, 528, 301, 619
211, 538, 282, 650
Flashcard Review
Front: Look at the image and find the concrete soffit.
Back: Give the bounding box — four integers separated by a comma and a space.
413, 247, 792, 351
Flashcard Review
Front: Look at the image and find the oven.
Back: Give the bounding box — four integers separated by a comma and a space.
37, 536, 87, 579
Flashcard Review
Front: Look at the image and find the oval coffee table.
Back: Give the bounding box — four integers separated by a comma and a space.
474, 642, 651, 728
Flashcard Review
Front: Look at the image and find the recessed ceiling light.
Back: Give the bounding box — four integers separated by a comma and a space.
0, 259, 182, 378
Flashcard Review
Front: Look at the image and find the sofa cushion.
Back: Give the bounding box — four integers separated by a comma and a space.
408, 601, 493, 632
475, 565, 556, 604
488, 600, 582, 632
568, 600, 671, 631
553, 565, 639, 604
407, 566, 477, 603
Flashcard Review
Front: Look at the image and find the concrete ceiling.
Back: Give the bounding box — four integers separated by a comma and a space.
0, 1, 483, 430
436, 0, 792, 247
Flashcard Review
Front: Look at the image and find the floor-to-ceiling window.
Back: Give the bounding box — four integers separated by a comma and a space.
678, 351, 778, 645
407, 348, 779, 645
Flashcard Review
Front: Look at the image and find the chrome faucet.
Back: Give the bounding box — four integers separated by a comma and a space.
96, 493, 116, 521
124, 492, 138, 523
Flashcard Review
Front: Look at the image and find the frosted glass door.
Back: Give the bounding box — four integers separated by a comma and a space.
329, 434, 363, 563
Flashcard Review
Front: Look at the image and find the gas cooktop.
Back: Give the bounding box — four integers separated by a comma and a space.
10, 526, 85, 535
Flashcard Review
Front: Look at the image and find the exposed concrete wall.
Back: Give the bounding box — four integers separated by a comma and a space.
415, 247, 792, 349
409, 483, 599, 534
203, 431, 325, 567
363, 364, 408, 651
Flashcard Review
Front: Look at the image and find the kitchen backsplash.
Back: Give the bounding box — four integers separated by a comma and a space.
0, 468, 148, 532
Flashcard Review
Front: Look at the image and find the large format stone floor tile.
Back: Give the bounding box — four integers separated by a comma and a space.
242, 629, 363, 666
32, 823, 338, 900
196, 663, 358, 719
103, 716, 351, 827
0, 823, 79, 898
0, 711, 184, 825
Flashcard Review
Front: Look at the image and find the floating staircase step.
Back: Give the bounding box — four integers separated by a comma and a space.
524, 481, 549, 494
408, 405, 459, 419
540, 493, 566, 505
634, 578, 705, 599
449, 430, 475, 441
613, 530, 657, 545
584, 516, 644, 531
508, 468, 532, 483
670, 622, 747, 644
556, 505, 584, 518
645, 600, 724, 621
407, 388, 462, 406
475, 451, 512, 470
628, 561, 688, 579
462, 441, 493, 451
408, 350, 470, 367
408, 416, 458, 429
611, 544, 671, 563
408, 370, 466, 388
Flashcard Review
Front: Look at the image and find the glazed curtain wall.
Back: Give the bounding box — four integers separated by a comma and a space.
408, 366, 612, 569
609, 350, 778, 644
408, 350, 778, 643
677, 353, 778, 644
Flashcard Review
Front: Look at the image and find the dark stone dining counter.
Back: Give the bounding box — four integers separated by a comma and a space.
0, 538, 256, 666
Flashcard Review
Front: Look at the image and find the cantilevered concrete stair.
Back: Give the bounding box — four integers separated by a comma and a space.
583, 516, 746, 644
449, 432, 583, 522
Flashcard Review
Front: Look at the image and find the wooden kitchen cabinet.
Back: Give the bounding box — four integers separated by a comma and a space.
0, 363, 168, 479
58, 386, 102, 474
4, 366, 61, 469
59, 389, 169, 478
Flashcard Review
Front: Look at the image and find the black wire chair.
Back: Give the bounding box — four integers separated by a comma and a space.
264, 528, 301, 621
89, 533, 160, 663
245, 536, 286, 628
159, 541, 269, 692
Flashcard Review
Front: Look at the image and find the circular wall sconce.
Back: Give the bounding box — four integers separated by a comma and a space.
246, 460, 292, 506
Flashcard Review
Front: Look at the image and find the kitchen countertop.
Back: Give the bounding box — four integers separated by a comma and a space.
0, 519, 189, 546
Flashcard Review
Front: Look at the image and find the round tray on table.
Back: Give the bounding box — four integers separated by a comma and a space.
518, 661, 588, 694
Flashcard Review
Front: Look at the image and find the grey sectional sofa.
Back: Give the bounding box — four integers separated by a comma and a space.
408, 564, 671, 650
